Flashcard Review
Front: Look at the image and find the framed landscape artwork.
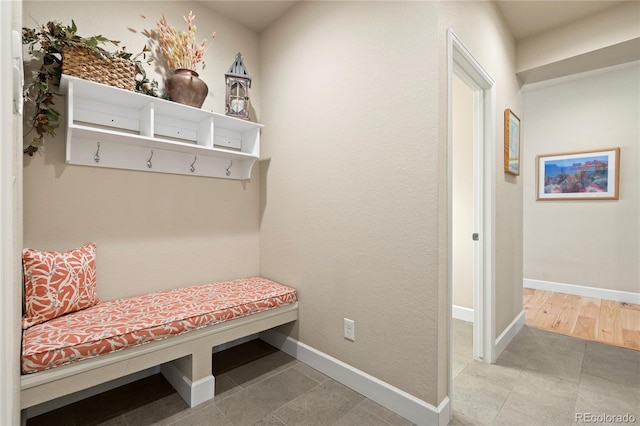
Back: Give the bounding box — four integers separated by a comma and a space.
504, 109, 521, 175
536, 148, 620, 200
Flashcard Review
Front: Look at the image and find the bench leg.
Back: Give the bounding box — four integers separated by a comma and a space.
160, 346, 214, 407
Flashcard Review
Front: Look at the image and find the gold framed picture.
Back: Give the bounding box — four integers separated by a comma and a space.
504, 108, 521, 176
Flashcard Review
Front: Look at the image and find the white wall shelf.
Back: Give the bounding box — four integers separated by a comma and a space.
60, 75, 263, 180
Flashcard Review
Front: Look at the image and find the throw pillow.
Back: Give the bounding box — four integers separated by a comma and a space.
22, 243, 99, 329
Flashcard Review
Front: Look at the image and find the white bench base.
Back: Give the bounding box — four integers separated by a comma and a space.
160, 362, 215, 407
20, 302, 298, 416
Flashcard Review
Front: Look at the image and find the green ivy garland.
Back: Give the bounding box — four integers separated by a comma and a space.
22, 20, 160, 156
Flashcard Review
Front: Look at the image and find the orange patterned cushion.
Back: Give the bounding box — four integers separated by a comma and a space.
22, 243, 99, 329
22, 277, 297, 374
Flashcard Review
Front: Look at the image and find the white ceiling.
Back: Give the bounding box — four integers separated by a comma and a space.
198, 1, 298, 33
200, 0, 628, 39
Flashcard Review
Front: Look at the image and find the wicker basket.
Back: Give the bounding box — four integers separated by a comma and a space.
62, 47, 136, 91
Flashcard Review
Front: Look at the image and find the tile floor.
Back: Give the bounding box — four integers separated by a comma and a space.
452, 319, 474, 379
27, 340, 412, 426
28, 324, 640, 426
451, 321, 640, 425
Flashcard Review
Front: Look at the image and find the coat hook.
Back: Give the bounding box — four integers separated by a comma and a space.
147, 150, 154, 168
226, 160, 233, 176
190, 155, 197, 173
94, 141, 101, 163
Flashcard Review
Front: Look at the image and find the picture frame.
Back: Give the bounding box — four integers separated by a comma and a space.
504, 109, 521, 176
536, 148, 620, 201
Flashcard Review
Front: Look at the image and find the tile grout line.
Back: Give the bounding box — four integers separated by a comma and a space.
264, 367, 326, 422
571, 339, 590, 424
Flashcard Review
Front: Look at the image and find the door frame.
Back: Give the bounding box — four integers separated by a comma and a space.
447, 29, 496, 376
1, 0, 23, 424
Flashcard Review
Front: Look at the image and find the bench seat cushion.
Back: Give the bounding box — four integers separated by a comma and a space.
22, 277, 297, 374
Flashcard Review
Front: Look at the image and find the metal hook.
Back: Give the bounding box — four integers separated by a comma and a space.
147, 150, 154, 169
225, 160, 233, 176
190, 155, 197, 173
94, 141, 101, 163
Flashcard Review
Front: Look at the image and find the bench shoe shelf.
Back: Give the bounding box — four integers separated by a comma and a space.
60, 75, 263, 180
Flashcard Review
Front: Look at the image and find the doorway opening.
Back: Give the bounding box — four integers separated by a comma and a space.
447, 29, 496, 388
451, 72, 476, 376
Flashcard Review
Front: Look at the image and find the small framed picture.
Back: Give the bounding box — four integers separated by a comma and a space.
504, 109, 521, 176
536, 148, 620, 201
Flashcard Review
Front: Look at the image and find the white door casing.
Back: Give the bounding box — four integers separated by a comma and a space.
447, 28, 497, 412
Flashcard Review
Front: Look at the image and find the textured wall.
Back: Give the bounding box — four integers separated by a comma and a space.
22, 1, 262, 301
259, 0, 440, 405
523, 63, 640, 294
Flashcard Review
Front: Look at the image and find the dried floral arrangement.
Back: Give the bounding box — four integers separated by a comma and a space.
143, 11, 215, 72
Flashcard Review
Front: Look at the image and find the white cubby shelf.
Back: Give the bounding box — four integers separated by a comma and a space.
60, 74, 263, 180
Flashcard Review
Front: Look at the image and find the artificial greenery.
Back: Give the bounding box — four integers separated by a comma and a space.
22, 20, 160, 156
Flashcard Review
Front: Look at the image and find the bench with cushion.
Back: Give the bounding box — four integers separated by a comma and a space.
20, 243, 298, 414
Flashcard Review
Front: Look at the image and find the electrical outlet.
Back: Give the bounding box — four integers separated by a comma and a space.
344, 318, 355, 341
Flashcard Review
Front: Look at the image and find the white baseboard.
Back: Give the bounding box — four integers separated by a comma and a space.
25, 332, 454, 424
494, 310, 525, 361
24, 367, 159, 419
259, 330, 450, 426
452, 305, 474, 323
160, 362, 214, 407
524, 279, 640, 305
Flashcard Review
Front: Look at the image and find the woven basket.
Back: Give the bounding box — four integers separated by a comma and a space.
62, 47, 136, 91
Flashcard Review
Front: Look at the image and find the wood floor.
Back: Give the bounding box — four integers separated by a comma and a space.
523, 288, 640, 351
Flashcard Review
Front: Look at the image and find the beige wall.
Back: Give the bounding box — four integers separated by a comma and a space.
523, 62, 640, 294
260, 0, 523, 406
22, 1, 263, 301
260, 0, 441, 405
452, 74, 474, 310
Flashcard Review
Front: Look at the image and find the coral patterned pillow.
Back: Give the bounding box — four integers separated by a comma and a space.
22, 243, 99, 329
